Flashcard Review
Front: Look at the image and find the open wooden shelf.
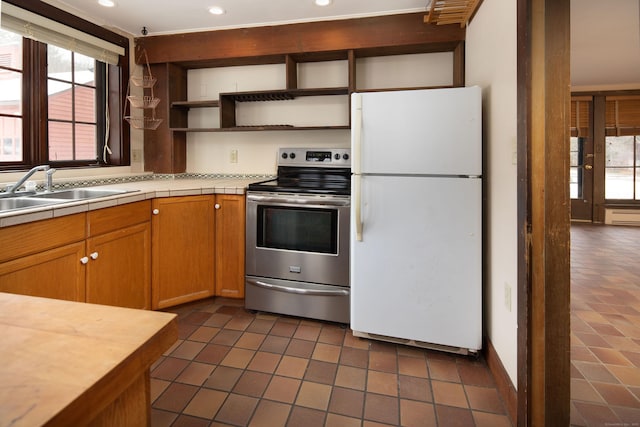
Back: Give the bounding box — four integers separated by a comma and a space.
171, 100, 220, 109
220, 87, 349, 102
170, 125, 350, 132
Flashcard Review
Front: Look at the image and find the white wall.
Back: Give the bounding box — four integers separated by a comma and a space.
465, 0, 519, 386
185, 53, 453, 174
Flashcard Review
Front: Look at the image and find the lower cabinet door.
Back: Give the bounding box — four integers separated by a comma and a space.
86, 222, 151, 309
152, 195, 215, 309
0, 241, 86, 302
215, 194, 245, 298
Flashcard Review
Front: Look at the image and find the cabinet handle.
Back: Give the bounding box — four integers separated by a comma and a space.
80, 256, 89, 264
152, 208, 160, 215
90, 252, 99, 260
214, 203, 221, 209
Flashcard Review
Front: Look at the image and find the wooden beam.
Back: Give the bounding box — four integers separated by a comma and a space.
517, 0, 571, 425
136, 13, 465, 66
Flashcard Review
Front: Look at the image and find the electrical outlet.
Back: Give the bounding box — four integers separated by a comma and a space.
230, 149, 238, 163
504, 282, 512, 312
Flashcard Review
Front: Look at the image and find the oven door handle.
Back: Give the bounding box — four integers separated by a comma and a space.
252, 280, 349, 297
247, 195, 350, 208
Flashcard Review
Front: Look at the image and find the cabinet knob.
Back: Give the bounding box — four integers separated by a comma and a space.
152, 208, 160, 215
90, 252, 99, 260
80, 256, 89, 265
215, 203, 221, 209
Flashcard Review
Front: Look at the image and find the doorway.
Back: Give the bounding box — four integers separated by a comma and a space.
570, 134, 595, 221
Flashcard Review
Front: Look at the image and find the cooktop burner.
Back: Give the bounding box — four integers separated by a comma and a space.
247, 148, 351, 195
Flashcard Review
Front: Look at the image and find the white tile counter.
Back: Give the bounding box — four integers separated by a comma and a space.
0, 177, 262, 228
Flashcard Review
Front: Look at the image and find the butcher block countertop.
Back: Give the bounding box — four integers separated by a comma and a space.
0, 292, 178, 427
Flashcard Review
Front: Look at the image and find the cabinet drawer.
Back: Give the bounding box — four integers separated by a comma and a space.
0, 214, 86, 263
88, 200, 151, 237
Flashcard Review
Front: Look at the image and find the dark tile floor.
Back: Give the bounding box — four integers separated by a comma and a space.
150, 301, 512, 426
150, 223, 640, 426
570, 223, 640, 426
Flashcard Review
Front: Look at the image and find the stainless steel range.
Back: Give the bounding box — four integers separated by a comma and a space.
245, 147, 351, 323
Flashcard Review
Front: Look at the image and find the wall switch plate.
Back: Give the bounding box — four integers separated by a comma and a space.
504, 282, 512, 312
230, 149, 238, 163
132, 149, 142, 162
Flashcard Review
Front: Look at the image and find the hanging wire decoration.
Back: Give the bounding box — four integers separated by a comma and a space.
124, 41, 163, 130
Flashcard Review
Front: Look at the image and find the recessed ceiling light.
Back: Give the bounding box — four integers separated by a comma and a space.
98, 0, 115, 7
315, 0, 332, 6
209, 6, 225, 15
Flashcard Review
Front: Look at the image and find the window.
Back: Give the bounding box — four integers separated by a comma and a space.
605, 135, 640, 199
570, 98, 591, 200
47, 46, 102, 162
0, 1, 129, 170
0, 29, 22, 163
570, 136, 585, 199
604, 97, 640, 201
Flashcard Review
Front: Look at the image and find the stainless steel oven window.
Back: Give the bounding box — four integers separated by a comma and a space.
258, 205, 338, 254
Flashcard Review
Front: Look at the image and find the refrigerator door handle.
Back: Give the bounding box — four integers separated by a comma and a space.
351, 93, 362, 175
354, 174, 363, 241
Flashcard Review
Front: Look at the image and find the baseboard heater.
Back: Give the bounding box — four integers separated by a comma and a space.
604, 208, 640, 226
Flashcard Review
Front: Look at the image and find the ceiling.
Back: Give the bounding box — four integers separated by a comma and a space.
44, 0, 429, 36
42, 0, 640, 90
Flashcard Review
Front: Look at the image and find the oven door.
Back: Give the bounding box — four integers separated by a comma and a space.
246, 191, 350, 287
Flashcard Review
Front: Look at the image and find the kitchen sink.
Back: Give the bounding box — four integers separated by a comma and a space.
29, 188, 133, 200
0, 188, 138, 213
0, 197, 65, 212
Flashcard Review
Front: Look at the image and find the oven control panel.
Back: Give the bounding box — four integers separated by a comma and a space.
278, 148, 351, 168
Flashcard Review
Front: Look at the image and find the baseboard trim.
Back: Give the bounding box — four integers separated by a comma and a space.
485, 337, 517, 424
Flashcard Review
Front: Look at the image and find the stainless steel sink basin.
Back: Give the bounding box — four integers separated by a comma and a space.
0, 197, 64, 212
0, 188, 138, 213
30, 188, 133, 200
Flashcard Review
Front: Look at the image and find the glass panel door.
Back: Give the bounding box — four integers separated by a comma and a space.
570, 136, 594, 221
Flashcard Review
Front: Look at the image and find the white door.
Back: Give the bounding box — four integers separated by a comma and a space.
350, 174, 482, 350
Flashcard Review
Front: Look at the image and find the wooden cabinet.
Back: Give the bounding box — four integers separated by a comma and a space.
0, 194, 243, 309
151, 195, 215, 309
0, 242, 86, 302
0, 214, 87, 301
0, 202, 151, 307
86, 201, 151, 309
214, 194, 245, 298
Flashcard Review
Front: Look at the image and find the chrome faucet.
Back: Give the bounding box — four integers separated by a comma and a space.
45, 168, 56, 192
6, 165, 51, 194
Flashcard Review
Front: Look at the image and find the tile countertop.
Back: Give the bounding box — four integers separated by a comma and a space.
0, 177, 263, 228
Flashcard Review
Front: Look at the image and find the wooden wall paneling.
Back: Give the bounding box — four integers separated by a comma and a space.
137, 13, 465, 66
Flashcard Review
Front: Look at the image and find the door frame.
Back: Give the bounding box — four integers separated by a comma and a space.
517, 0, 571, 425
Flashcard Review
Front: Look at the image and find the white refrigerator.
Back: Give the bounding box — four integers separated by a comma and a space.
350, 86, 482, 354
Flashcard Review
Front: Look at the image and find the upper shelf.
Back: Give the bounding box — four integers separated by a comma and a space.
220, 87, 349, 102
171, 100, 220, 109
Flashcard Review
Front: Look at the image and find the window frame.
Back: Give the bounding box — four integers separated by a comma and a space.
0, 0, 130, 171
